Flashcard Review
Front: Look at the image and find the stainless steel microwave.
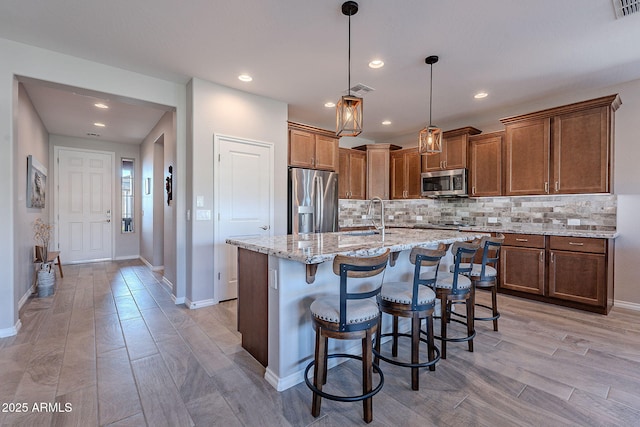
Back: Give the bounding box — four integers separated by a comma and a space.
421, 168, 468, 197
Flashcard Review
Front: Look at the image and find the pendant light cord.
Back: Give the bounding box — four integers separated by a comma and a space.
429, 62, 433, 126
347, 12, 351, 96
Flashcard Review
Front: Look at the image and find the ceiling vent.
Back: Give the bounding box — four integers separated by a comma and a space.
613, 0, 640, 18
86, 132, 101, 137
346, 83, 375, 97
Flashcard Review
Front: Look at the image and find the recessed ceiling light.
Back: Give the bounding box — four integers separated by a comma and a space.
474, 92, 488, 99
94, 122, 106, 127
238, 74, 253, 82
94, 103, 109, 109
381, 120, 392, 125
324, 102, 336, 108
369, 59, 384, 69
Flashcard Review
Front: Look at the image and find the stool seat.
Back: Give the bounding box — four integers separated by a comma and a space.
450, 263, 497, 277
432, 271, 472, 290
380, 282, 436, 305
311, 297, 379, 325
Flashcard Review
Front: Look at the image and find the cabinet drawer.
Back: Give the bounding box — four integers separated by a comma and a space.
549, 236, 605, 254
503, 233, 545, 248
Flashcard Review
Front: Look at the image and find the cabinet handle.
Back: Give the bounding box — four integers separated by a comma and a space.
472, 186, 476, 196
550, 253, 554, 263
443, 161, 447, 169
555, 181, 560, 192
568, 242, 584, 246
544, 182, 549, 193
540, 251, 544, 263
515, 238, 529, 242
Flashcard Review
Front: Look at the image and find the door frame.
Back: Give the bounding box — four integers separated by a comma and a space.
213, 134, 275, 304
53, 146, 116, 262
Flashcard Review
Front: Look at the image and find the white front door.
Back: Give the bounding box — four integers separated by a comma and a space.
56, 148, 113, 263
215, 135, 273, 302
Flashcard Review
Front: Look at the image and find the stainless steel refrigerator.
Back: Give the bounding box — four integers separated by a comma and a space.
288, 167, 339, 234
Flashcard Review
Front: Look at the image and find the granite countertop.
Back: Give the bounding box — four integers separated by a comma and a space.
460, 226, 618, 239
226, 228, 489, 264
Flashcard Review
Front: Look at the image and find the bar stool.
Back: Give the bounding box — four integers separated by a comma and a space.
431, 241, 478, 359
305, 249, 390, 424
374, 247, 445, 390
461, 234, 505, 331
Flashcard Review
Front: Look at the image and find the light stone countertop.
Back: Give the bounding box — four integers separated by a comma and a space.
226, 228, 489, 265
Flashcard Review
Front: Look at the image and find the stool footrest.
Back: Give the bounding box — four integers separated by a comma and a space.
304, 353, 384, 403
373, 333, 440, 369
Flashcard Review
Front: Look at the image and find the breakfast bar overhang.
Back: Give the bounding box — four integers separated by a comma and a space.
226, 228, 488, 391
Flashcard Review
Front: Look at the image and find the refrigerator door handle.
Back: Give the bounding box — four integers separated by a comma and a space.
315, 175, 324, 232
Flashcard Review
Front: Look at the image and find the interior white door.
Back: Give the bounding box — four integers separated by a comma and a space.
216, 136, 273, 302
56, 148, 113, 263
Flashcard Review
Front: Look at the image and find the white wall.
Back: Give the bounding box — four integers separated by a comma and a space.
49, 134, 141, 260
187, 78, 288, 304
0, 37, 186, 335
140, 111, 177, 287
13, 83, 49, 313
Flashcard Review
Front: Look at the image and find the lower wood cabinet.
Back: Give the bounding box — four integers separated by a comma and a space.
499, 233, 614, 314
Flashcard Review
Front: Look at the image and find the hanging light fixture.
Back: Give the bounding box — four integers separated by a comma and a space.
418, 55, 442, 154
336, 1, 363, 137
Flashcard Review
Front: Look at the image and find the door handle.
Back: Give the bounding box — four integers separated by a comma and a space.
106, 219, 111, 223
259, 225, 269, 230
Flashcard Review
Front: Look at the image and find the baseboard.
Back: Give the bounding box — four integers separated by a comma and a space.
139, 257, 164, 272
18, 286, 35, 309
161, 276, 174, 291
185, 298, 216, 310
0, 319, 22, 338
171, 294, 186, 305
114, 255, 140, 261
614, 299, 640, 312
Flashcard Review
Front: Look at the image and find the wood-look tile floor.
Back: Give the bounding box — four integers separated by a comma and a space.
2, 259, 640, 426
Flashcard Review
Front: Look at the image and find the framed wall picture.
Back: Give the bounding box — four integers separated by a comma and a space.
27, 155, 47, 208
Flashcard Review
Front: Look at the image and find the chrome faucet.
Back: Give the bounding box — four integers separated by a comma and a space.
367, 196, 385, 239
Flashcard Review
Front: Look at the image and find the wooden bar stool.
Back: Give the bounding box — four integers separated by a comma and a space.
374, 247, 445, 390
304, 249, 390, 424
431, 241, 478, 359
465, 234, 505, 331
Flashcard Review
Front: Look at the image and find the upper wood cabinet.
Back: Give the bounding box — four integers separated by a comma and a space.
288, 122, 339, 171
338, 148, 366, 199
468, 131, 503, 197
365, 144, 391, 200
501, 94, 620, 196
390, 148, 422, 199
422, 126, 481, 172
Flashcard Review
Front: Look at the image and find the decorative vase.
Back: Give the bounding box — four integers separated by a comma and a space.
37, 262, 56, 297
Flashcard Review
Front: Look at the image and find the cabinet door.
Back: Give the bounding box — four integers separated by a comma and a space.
349, 150, 367, 199
548, 250, 606, 307
390, 151, 406, 199
500, 246, 545, 295
422, 149, 444, 172
505, 118, 550, 195
469, 133, 502, 197
315, 135, 339, 171
367, 147, 390, 199
289, 129, 314, 168
405, 149, 422, 198
552, 106, 609, 194
338, 148, 349, 198
443, 134, 467, 170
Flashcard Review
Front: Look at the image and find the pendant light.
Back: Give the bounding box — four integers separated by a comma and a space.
336, 1, 363, 137
418, 55, 442, 154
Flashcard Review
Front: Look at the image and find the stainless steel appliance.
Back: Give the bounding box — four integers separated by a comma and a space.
421, 168, 468, 197
288, 167, 339, 234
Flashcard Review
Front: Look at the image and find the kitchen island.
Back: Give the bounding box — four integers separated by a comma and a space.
226, 228, 488, 391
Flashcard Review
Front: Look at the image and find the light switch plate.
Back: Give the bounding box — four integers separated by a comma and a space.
488, 217, 498, 223
568, 218, 581, 226
196, 196, 204, 208
196, 209, 211, 221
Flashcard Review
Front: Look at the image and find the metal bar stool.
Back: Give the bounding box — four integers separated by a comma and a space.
431, 241, 479, 359
305, 249, 390, 424
374, 247, 445, 390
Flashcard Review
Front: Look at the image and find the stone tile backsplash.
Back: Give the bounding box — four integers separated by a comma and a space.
339, 194, 617, 232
